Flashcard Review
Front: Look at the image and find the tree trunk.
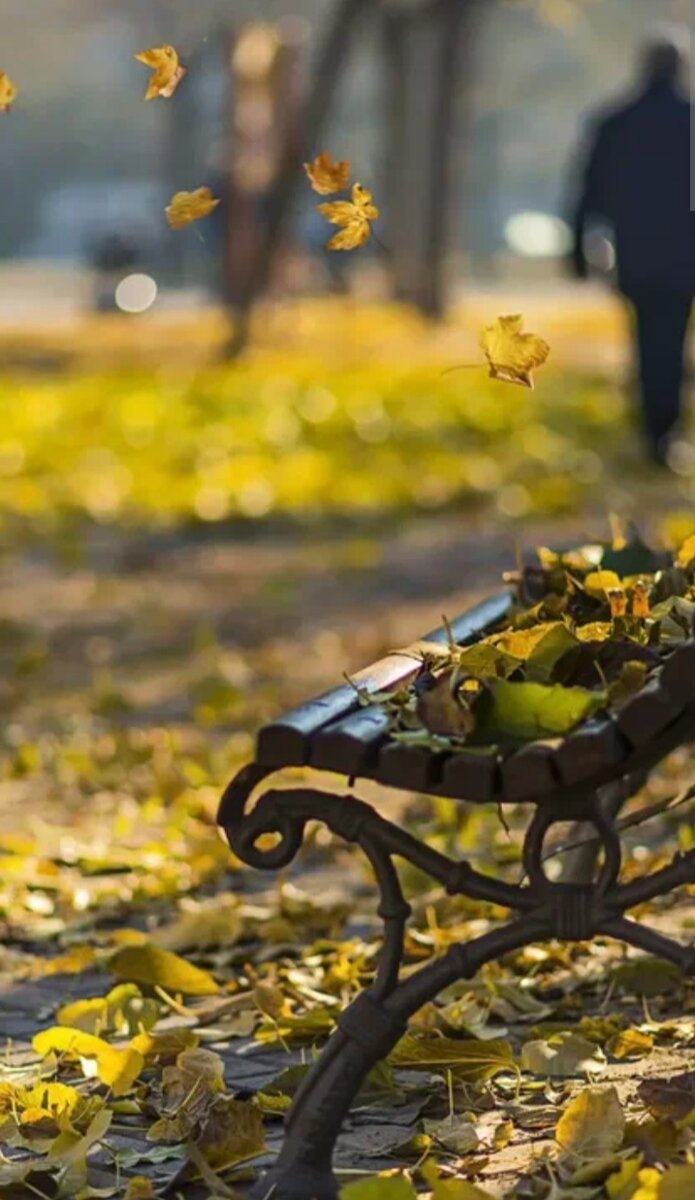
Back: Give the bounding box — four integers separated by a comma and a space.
227, 0, 375, 358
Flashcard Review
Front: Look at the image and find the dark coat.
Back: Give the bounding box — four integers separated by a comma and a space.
572, 81, 694, 295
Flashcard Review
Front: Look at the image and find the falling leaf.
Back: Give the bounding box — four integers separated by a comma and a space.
317, 183, 379, 251
304, 151, 351, 195
165, 187, 220, 231
134, 45, 186, 100
109, 942, 219, 995
32, 1026, 144, 1097
0, 71, 17, 112
521, 1032, 606, 1078
555, 1086, 625, 1161
480, 314, 550, 388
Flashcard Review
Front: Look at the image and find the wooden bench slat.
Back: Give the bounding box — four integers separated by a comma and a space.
616, 676, 684, 747
660, 639, 695, 706
553, 716, 627, 786
439, 750, 499, 803
377, 742, 442, 791
310, 707, 391, 775
256, 591, 512, 767
500, 740, 560, 803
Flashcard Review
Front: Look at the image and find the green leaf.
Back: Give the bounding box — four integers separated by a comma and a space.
484, 680, 605, 740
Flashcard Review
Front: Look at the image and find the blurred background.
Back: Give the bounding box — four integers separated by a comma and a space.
0, 0, 689, 324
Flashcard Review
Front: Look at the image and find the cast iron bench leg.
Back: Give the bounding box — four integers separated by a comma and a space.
218, 766, 695, 1200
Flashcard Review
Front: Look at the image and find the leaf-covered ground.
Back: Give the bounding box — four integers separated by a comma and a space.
0, 325, 694, 1198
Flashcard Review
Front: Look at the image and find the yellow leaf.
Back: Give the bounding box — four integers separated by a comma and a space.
317, 183, 379, 251
123, 1178, 155, 1200
605, 1157, 643, 1199
109, 942, 219, 995
480, 314, 550, 388
304, 151, 351, 195
606, 1028, 653, 1061
583, 570, 622, 598
38, 945, 97, 976
555, 1085, 625, 1160
165, 187, 220, 231
0, 72, 17, 113
134, 45, 186, 100
32, 1027, 144, 1097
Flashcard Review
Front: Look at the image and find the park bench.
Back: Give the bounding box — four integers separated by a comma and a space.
217, 589, 695, 1200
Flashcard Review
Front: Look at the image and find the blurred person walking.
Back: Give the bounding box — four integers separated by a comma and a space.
570, 35, 694, 466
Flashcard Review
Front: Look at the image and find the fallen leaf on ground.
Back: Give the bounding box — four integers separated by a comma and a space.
555, 1085, 625, 1161
110, 942, 219, 995
32, 1026, 144, 1096
304, 151, 351, 195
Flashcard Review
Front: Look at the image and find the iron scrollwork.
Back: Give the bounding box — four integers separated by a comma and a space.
218, 767, 695, 1200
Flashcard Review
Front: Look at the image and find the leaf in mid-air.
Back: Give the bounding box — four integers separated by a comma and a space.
109, 942, 219, 995
555, 1085, 624, 1161
304, 151, 351, 195
0, 71, 17, 112
165, 188, 220, 231
317, 183, 380, 251
480, 314, 549, 388
134, 45, 186, 100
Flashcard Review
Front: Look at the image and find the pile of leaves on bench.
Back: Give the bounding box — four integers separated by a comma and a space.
361, 528, 695, 752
